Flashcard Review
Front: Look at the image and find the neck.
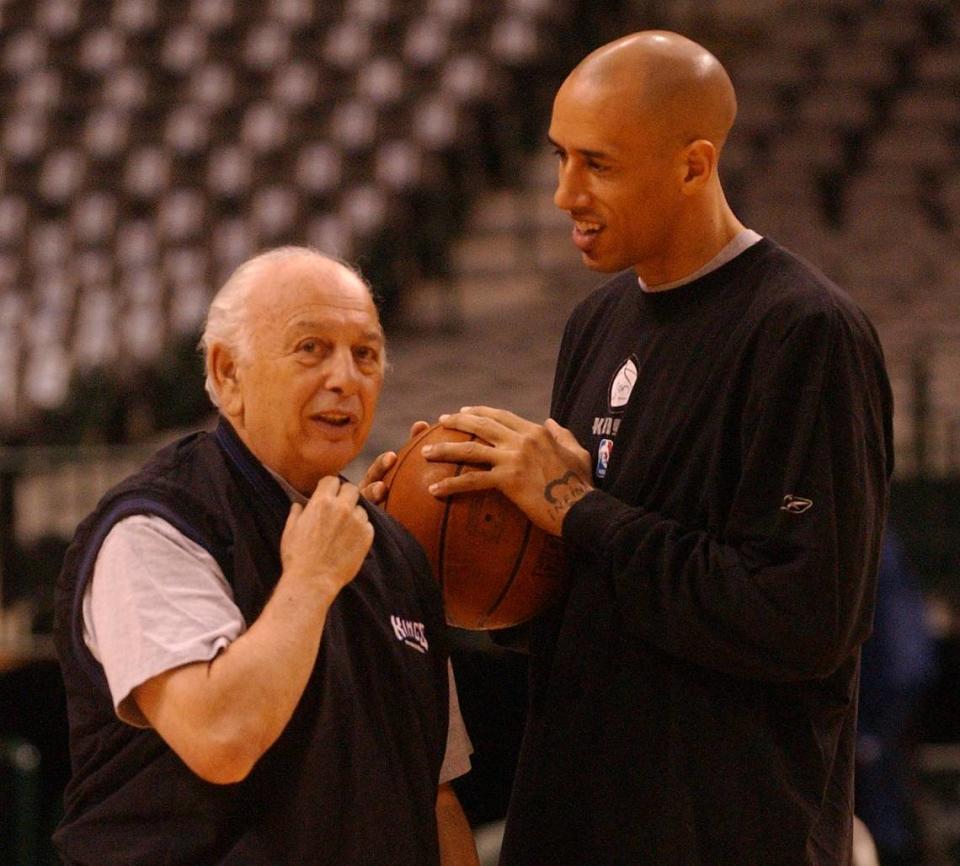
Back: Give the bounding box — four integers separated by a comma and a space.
637, 189, 745, 289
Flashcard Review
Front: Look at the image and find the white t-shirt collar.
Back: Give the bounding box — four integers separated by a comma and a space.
639, 229, 763, 292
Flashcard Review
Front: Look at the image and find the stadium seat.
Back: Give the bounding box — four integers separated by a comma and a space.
73, 286, 118, 368
157, 188, 206, 244
115, 219, 159, 269
270, 60, 323, 110
322, 19, 372, 71
83, 109, 132, 163
160, 24, 208, 75
123, 146, 171, 201
339, 184, 389, 239
294, 141, 342, 198
77, 27, 127, 76
29, 221, 70, 269
122, 302, 165, 362
38, 149, 87, 205
305, 213, 353, 262
71, 191, 119, 247
356, 56, 406, 107
189, 0, 237, 32
267, 0, 315, 30
101, 66, 150, 111
37, 0, 82, 37
14, 69, 61, 112
111, 0, 158, 35
242, 21, 293, 73
403, 16, 452, 70
239, 101, 290, 154
207, 144, 254, 202
328, 98, 378, 154
3, 112, 48, 165
890, 86, 960, 126
250, 184, 300, 242
795, 84, 875, 134
187, 63, 236, 110
914, 47, 960, 86
164, 105, 212, 158
869, 125, 957, 171
2, 30, 48, 76
169, 281, 210, 336
820, 43, 900, 89
23, 345, 71, 411
0, 195, 29, 248
211, 217, 254, 279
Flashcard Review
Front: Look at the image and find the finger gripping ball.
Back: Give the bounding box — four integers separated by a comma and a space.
382, 424, 568, 630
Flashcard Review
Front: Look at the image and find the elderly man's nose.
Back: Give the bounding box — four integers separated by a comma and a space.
324, 349, 360, 392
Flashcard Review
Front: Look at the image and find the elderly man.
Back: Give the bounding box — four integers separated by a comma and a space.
402, 31, 893, 866
53, 247, 479, 865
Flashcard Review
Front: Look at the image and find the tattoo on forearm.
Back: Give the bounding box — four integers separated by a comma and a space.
543, 470, 590, 515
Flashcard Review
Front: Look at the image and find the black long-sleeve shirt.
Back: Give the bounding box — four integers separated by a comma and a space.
499, 238, 893, 866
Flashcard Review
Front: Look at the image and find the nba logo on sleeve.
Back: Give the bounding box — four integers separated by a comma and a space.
596, 438, 614, 479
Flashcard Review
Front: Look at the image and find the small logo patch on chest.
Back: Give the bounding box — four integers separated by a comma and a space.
390, 615, 429, 653
781, 494, 813, 514
608, 356, 639, 412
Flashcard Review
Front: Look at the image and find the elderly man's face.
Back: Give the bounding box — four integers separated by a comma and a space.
225, 260, 385, 494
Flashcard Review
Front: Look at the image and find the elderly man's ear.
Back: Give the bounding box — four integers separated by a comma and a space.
210, 344, 244, 417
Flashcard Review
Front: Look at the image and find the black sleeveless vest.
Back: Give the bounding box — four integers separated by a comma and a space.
53, 419, 449, 865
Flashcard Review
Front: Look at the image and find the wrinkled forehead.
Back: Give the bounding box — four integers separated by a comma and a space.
248, 259, 382, 339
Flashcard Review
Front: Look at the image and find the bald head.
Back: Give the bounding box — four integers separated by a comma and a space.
201, 247, 381, 407
548, 31, 746, 281
564, 31, 737, 151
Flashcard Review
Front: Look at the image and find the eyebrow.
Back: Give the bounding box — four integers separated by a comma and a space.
547, 135, 611, 161
286, 320, 385, 344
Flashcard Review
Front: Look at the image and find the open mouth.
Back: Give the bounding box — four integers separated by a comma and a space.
571, 218, 603, 252
312, 412, 356, 429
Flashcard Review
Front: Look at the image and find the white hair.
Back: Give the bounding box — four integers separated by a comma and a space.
199, 246, 380, 408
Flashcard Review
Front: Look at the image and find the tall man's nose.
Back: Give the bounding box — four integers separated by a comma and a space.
554, 164, 588, 211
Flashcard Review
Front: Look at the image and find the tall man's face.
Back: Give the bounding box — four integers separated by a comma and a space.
548, 73, 686, 278
218, 258, 385, 494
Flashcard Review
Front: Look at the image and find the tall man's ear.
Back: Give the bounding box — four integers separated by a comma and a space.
680, 139, 717, 193
209, 343, 243, 417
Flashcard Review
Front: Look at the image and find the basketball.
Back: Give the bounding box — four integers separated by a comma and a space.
382, 424, 568, 630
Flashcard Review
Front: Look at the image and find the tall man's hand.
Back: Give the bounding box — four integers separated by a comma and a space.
360, 420, 431, 504
423, 407, 593, 537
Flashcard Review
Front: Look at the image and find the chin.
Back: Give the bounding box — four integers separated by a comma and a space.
583, 254, 625, 274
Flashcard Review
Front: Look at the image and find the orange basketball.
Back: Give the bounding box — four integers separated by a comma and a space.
382, 424, 568, 630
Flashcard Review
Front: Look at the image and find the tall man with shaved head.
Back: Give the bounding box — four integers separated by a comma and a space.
417, 31, 893, 865
53, 248, 479, 865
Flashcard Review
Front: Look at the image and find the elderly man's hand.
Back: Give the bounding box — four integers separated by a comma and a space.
422, 407, 593, 537
281, 476, 373, 600
360, 420, 430, 504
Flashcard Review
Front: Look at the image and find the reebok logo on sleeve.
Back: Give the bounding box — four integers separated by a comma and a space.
781, 494, 813, 514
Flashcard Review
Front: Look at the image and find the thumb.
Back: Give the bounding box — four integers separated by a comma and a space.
285, 502, 303, 528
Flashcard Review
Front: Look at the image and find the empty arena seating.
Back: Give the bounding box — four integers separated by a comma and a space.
0, 0, 957, 465
0, 0, 581, 437
722, 0, 960, 475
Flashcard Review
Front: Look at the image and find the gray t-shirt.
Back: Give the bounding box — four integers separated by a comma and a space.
83, 513, 473, 784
